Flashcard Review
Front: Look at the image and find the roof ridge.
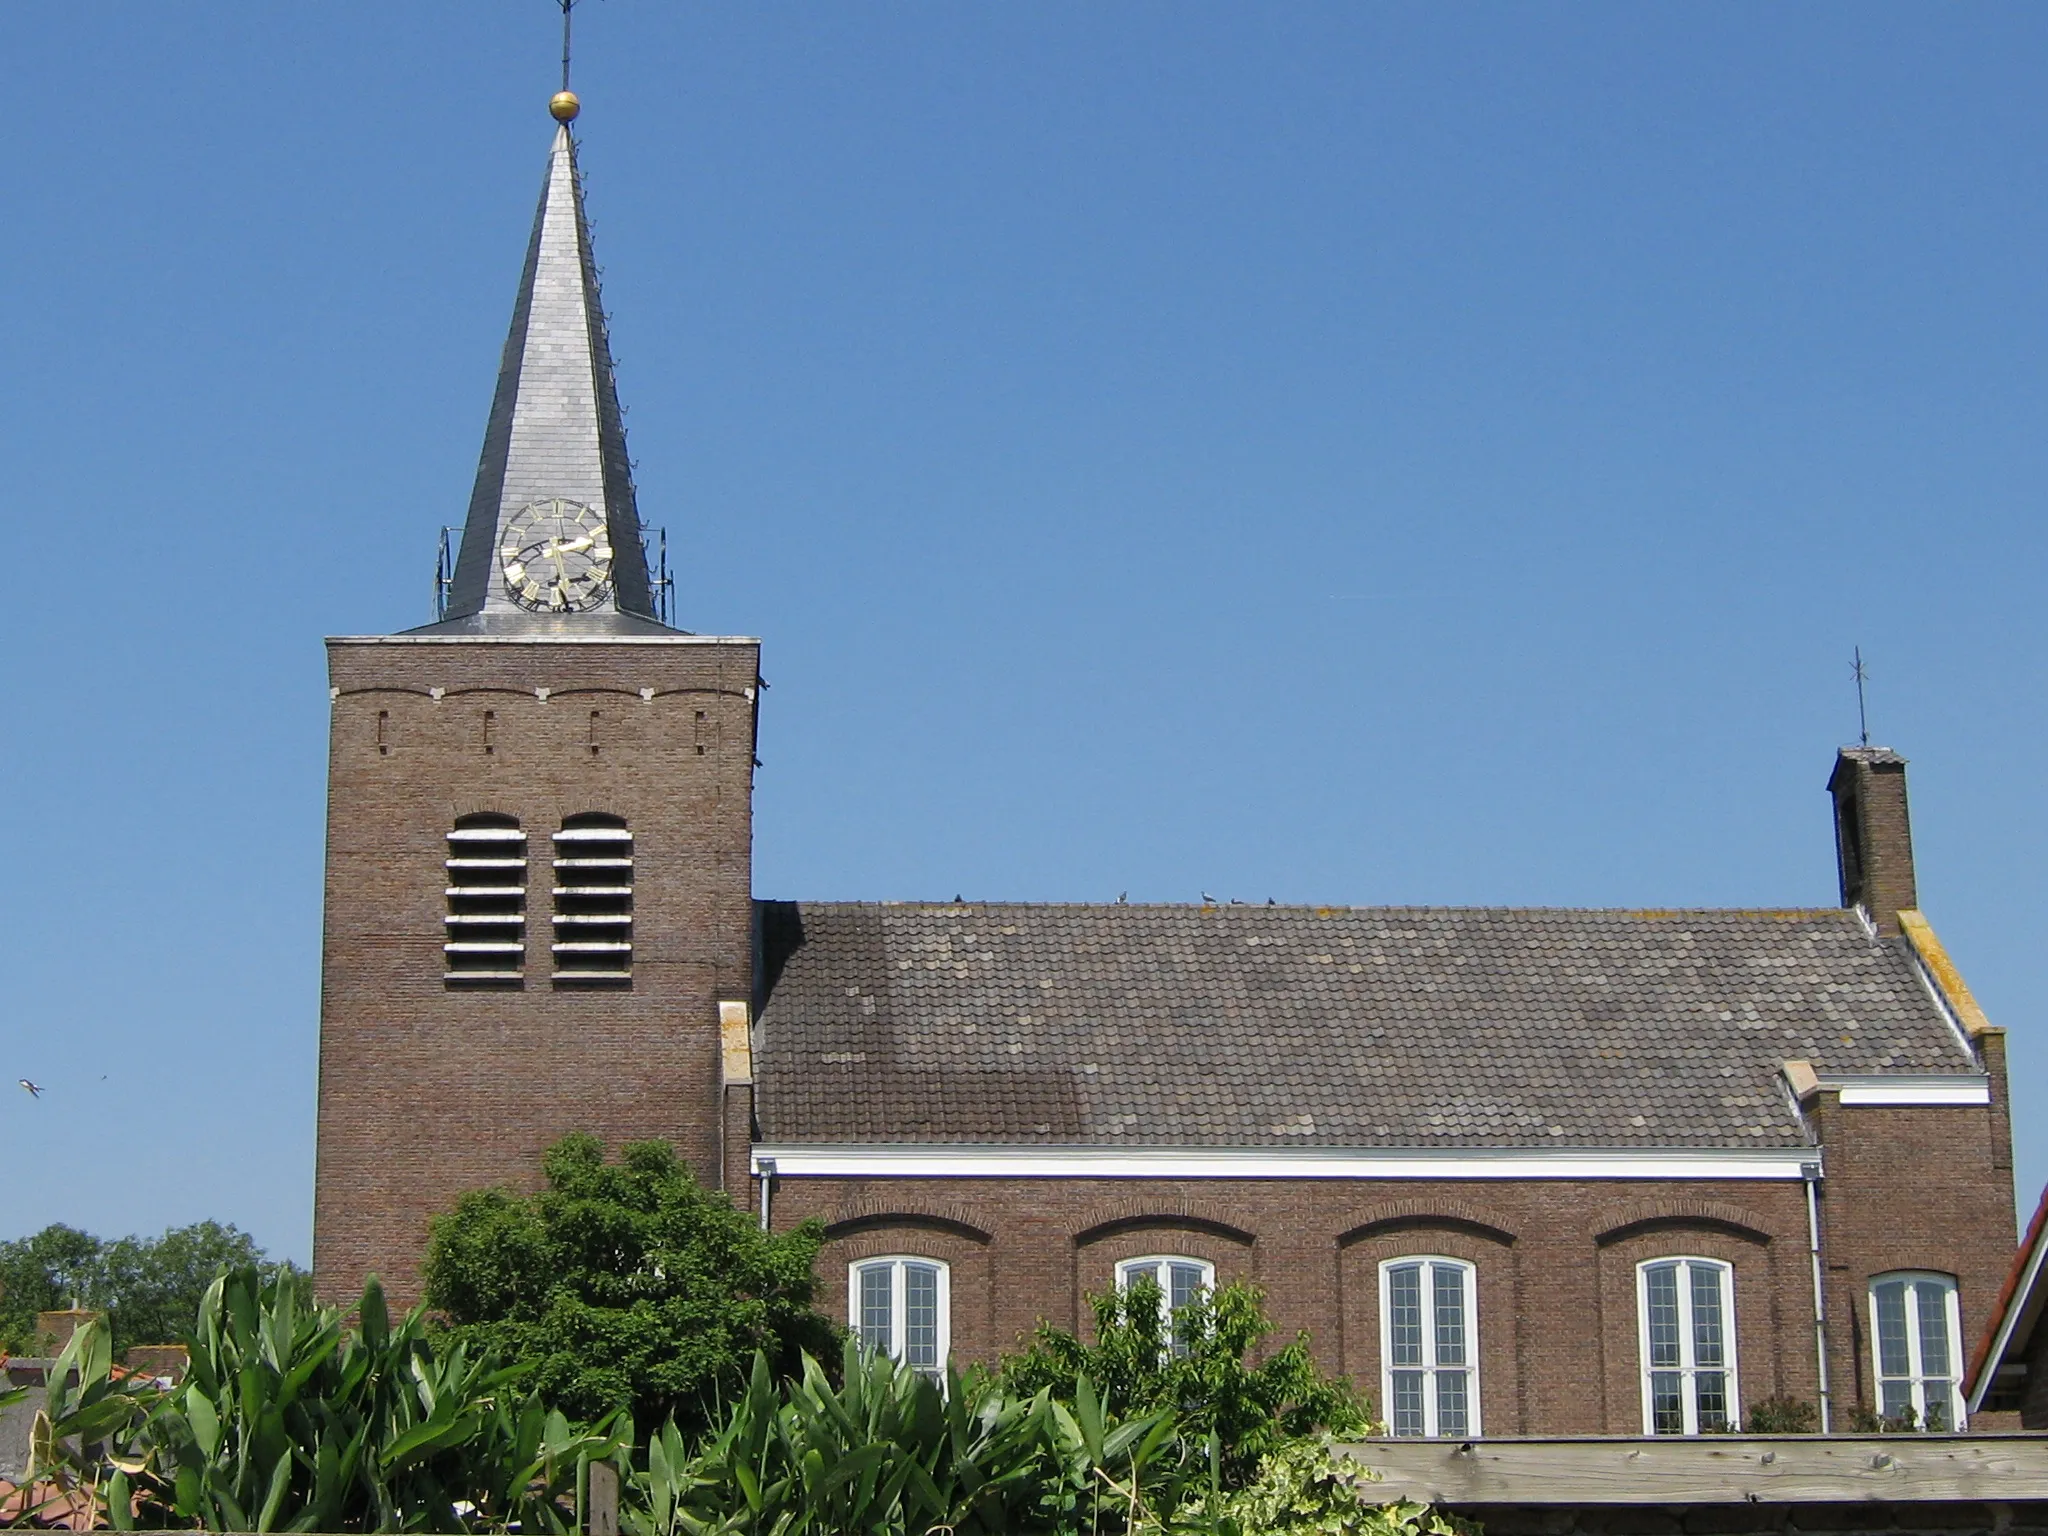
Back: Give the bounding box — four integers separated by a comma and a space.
758, 899, 1860, 918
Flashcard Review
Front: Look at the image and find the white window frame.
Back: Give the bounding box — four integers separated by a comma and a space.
1636, 1257, 1740, 1435
1378, 1256, 1481, 1438
1868, 1272, 1964, 1431
847, 1257, 950, 1378
1115, 1255, 1215, 1353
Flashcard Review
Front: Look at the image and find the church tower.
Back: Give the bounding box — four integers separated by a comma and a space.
313, 95, 760, 1302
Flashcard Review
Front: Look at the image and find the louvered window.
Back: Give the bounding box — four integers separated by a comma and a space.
553, 813, 632, 983
444, 814, 526, 983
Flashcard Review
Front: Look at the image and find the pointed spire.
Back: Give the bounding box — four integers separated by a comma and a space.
431, 109, 665, 631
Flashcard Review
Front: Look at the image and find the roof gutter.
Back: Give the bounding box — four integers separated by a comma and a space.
748, 1145, 1818, 1181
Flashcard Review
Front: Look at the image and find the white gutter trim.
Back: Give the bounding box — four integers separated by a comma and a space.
327, 634, 760, 646
1825, 1076, 1991, 1106
1970, 1226, 2048, 1414
1966, 1236, 2048, 1417
749, 1145, 1816, 1181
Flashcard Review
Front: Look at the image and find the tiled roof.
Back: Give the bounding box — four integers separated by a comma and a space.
752, 902, 1977, 1150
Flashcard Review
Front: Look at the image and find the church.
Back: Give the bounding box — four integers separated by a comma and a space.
313, 96, 2019, 1439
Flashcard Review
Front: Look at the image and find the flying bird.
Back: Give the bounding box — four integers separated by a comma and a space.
18, 1080, 41, 1099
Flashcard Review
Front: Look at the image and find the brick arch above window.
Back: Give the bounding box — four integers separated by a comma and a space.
1339, 1201, 1518, 1249
825, 1202, 994, 1245
1070, 1203, 1256, 1249
1591, 1201, 1775, 1248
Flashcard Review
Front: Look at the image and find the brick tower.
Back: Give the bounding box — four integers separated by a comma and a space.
313, 96, 759, 1303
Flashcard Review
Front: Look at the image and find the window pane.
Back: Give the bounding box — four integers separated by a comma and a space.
1875, 1281, 1911, 1379
1123, 1262, 1160, 1292
1695, 1371, 1728, 1433
1645, 1264, 1681, 1369
1922, 1386, 1952, 1431
1690, 1265, 1725, 1369
1169, 1263, 1205, 1314
1389, 1264, 1424, 1367
904, 1263, 940, 1371
1432, 1265, 1467, 1366
1881, 1379, 1914, 1420
1391, 1370, 1425, 1436
859, 1264, 893, 1355
1436, 1370, 1469, 1436
1915, 1284, 1952, 1379
1650, 1371, 1685, 1434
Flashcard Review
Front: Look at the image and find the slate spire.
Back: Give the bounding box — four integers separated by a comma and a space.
428, 108, 665, 632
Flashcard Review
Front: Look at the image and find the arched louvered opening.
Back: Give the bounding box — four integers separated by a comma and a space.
444, 813, 526, 985
553, 812, 632, 985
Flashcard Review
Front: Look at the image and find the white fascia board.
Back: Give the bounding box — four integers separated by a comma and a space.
1824, 1076, 1991, 1106
1970, 1228, 2048, 1413
750, 1145, 1816, 1181
327, 634, 760, 646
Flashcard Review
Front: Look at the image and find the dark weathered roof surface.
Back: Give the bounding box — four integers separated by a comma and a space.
752, 902, 1976, 1150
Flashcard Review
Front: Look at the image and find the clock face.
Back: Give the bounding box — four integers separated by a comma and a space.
501, 498, 615, 613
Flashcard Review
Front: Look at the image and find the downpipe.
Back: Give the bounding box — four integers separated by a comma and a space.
1804, 1159, 1832, 1434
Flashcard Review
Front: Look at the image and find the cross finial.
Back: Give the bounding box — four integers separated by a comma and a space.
1852, 646, 1871, 748
550, 0, 582, 123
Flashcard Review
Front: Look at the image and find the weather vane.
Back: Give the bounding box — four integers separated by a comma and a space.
1852, 646, 1871, 748
551, 0, 583, 123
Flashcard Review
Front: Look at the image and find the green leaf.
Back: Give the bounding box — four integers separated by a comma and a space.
256, 1446, 295, 1532
187, 1385, 223, 1460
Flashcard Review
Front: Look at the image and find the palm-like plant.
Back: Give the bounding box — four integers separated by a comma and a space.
122, 1266, 629, 1533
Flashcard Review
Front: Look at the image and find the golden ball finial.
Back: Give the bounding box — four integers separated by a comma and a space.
550, 90, 581, 123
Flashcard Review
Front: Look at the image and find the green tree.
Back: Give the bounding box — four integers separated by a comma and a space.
422, 1133, 839, 1435
0, 1223, 102, 1351
97, 1220, 293, 1350
1000, 1276, 1373, 1485
0, 1221, 290, 1354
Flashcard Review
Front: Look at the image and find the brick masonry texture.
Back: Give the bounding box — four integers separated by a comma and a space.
314, 636, 759, 1306
1829, 749, 1918, 938
776, 1088, 2013, 1433
315, 638, 2016, 1433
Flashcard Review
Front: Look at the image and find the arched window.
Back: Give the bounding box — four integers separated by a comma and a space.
850, 1257, 949, 1381
1380, 1257, 1479, 1437
552, 813, 632, 984
443, 814, 526, 983
1638, 1258, 1738, 1434
1116, 1255, 1215, 1357
1870, 1273, 1963, 1431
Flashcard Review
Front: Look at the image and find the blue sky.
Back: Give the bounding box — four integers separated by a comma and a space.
3, 3, 2045, 1264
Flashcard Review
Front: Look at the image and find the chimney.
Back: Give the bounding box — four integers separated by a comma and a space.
1828, 747, 1917, 935
35, 1308, 100, 1354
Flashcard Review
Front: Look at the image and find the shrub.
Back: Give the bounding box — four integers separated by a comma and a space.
423, 1134, 839, 1435
1001, 1276, 1374, 1485
1745, 1395, 1819, 1434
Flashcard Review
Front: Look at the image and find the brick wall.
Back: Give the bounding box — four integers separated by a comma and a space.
313, 635, 760, 1306
769, 1081, 2012, 1436
1829, 750, 1918, 935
